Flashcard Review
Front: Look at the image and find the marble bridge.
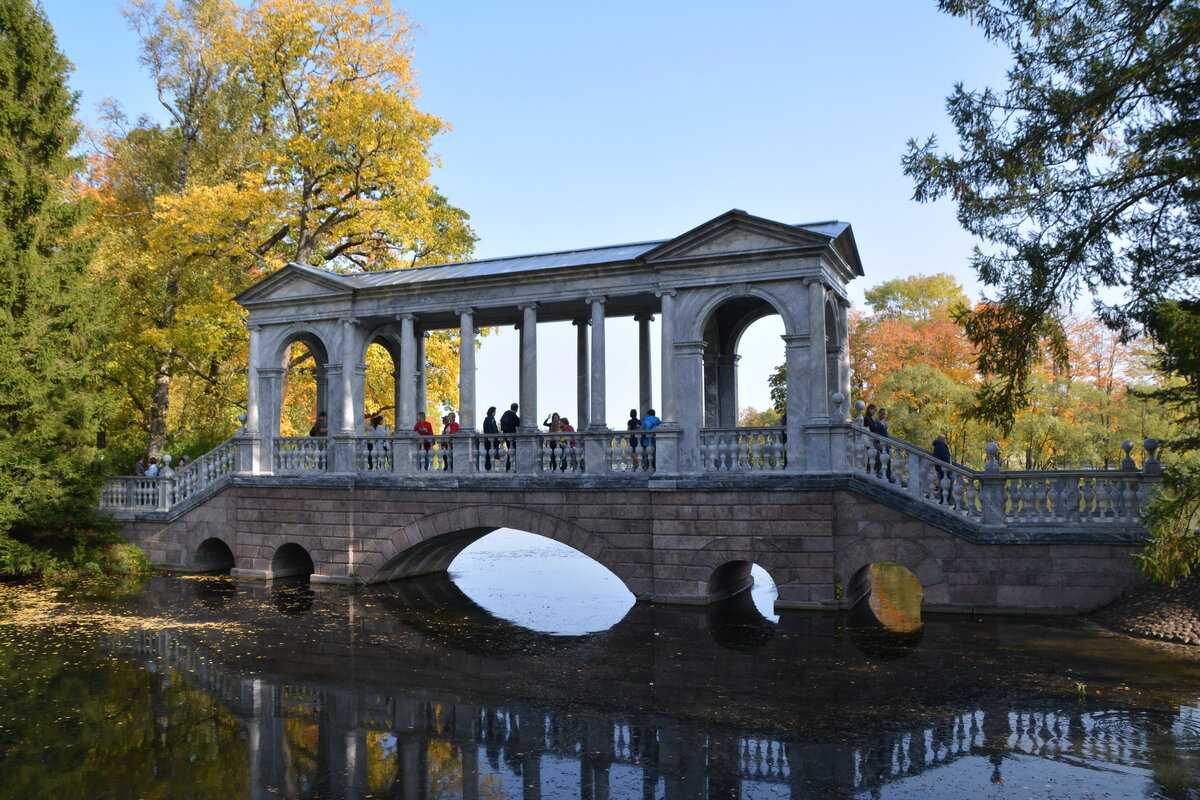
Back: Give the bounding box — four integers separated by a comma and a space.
102, 210, 1161, 613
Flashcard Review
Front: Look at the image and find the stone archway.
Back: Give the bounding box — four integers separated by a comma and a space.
835, 535, 948, 606
366, 505, 640, 595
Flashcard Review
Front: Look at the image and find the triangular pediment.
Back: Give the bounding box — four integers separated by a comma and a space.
642, 210, 834, 263
235, 262, 357, 306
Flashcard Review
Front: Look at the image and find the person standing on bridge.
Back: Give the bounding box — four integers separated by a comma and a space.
627, 409, 642, 470
368, 415, 390, 470
309, 411, 328, 437
441, 412, 460, 470
413, 412, 433, 470
482, 406, 499, 471
641, 409, 661, 470
932, 433, 952, 503
500, 403, 520, 471
876, 408, 893, 482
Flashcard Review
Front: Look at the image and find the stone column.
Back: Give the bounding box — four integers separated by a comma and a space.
807, 280, 829, 423
259, 368, 285, 440
416, 332, 427, 417
338, 318, 359, 433
782, 333, 809, 471
656, 289, 677, 423
574, 318, 590, 429
635, 313, 654, 415
397, 315, 416, 428
673, 341, 707, 473
458, 308, 476, 430
838, 297, 852, 403
587, 296, 607, 429
519, 303, 539, 431
241, 325, 265, 474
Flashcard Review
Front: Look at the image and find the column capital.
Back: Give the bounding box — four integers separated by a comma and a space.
247, 323, 263, 333
586, 295, 607, 305
572, 318, 590, 327
633, 313, 656, 323
517, 302, 540, 312
803, 276, 829, 289
781, 333, 810, 346
655, 286, 677, 299
395, 313, 416, 322
339, 317, 358, 326
258, 367, 286, 378
674, 340, 708, 356
455, 307, 475, 317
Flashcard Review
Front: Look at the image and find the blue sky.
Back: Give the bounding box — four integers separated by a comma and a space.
40, 0, 1013, 426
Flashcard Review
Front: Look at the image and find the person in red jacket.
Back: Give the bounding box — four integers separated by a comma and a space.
413, 412, 433, 470
441, 412, 460, 470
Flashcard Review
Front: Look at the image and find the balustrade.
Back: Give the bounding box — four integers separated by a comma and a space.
99, 425, 1159, 538
699, 427, 785, 472
273, 437, 328, 472
850, 426, 1159, 526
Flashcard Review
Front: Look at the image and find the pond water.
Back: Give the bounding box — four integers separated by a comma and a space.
1, 531, 1199, 799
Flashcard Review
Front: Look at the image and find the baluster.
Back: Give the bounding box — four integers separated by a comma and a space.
771, 434, 784, 470
717, 436, 729, 471
1080, 478, 1096, 521
1121, 478, 1136, 520
1033, 480, 1047, 522
953, 479, 967, 513
879, 449, 891, 482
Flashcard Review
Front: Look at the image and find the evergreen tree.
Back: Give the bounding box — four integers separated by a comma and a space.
0, 0, 112, 557
905, 0, 1200, 581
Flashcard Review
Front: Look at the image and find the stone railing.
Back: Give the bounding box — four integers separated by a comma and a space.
349, 431, 659, 476
173, 438, 239, 503
700, 427, 786, 472
273, 436, 328, 472
850, 427, 1161, 528
100, 438, 239, 512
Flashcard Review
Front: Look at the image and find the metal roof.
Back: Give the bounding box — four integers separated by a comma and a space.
331, 219, 849, 288
350, 240, 666, 288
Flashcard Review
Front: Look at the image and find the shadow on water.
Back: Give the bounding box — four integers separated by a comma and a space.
270, 576, 315, 616
706, 588, 776, 651
192, 575, 236, 610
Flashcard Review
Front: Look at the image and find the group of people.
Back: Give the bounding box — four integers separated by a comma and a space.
626, 408, 661, 470
861, 402, 954, 501
132, 453, 189, 477
303, 401, 664, 473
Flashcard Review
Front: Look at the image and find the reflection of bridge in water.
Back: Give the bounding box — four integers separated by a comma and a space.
103, 576, 1200, 799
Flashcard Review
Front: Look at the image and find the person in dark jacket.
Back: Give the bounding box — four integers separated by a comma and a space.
932, 433, 952, 503
499, 403, 520, 471
482, 406, 499, 470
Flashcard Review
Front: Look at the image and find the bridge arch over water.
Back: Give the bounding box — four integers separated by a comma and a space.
371, 504, 630, 589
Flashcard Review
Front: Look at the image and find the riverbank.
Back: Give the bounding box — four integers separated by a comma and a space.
1091, 574, 1200, 646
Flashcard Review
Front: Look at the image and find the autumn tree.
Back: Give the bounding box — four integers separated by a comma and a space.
0, 0, 114, 562
92, 0, 475, 459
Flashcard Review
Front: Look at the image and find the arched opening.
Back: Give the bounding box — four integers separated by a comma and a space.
194, 537, 234, 573
448, 528, 634, 635
278, 333, 330, 437
701, 296, 783, 429
270, 542, 315, 580
735, 316, 786, 428
845, 562, 925, 659
364, 338, 398, 432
